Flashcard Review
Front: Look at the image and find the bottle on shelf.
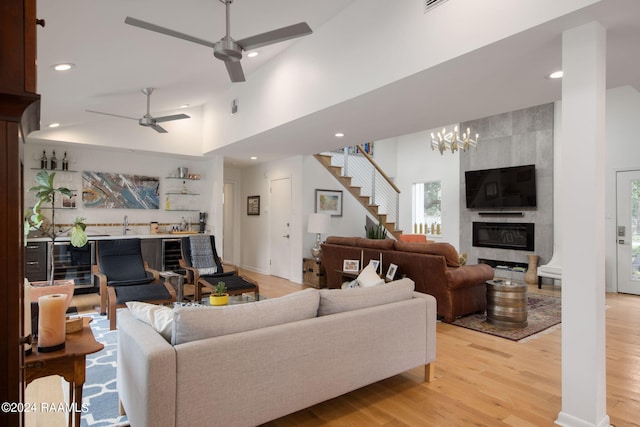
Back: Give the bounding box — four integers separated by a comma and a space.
62, 152, 69, 171
40, 150, 47, 169
50, 150, 57, 170
181, 181, 188, 194
165, 196, 171, 210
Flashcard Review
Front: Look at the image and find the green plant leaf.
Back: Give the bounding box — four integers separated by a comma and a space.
58, 187, 73, 198
70, 225, 88, 247
34, 170, 51, 187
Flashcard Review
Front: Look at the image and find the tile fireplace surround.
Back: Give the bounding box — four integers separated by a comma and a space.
459, 103, 554, 272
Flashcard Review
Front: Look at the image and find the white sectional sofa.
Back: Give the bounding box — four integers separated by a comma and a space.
116, 278, 437, 427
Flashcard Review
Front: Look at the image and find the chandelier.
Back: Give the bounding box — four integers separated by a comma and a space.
430, 126, 479, 155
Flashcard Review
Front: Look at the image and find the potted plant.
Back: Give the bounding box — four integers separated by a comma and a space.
209, 281, 229, 306
24, 171, 88, 307
365, 216, 388, 240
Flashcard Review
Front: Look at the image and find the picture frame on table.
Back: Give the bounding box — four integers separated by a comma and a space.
247, 195, 260, 215
315, 189, 343, 217
368, 259, 380, 274
386, 263, 398, 281
343, 259, 360, 273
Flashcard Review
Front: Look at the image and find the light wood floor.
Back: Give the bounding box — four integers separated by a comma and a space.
28, 271, 640, 427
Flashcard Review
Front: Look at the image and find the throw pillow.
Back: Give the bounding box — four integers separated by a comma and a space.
317, 278, 415, 316
198, 266, 218, 275
356, 262, 384, 288
171, 288, 320, 345
126, 301, 174, 342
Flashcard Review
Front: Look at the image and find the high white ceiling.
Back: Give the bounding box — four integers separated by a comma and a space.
31, 0, 640, 166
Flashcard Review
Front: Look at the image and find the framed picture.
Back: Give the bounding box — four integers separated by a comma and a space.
343, 259, 360, 273
61, 191, 77, 209
368, 259, 380, 273
386, 263, 398, 281
315, 189, 343, 217
247, 195, 260, 215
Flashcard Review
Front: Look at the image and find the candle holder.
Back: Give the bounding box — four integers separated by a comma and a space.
37, 294, 67, 352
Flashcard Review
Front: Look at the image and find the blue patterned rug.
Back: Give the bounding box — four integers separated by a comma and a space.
79, 313, 129, 427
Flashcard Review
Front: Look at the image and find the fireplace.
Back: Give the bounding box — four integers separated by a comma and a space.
472, 222, 534, 251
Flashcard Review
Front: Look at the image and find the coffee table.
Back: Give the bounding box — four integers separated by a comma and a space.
200, 293, 265, 306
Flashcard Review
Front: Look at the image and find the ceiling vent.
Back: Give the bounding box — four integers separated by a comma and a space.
424, 0, 449, 13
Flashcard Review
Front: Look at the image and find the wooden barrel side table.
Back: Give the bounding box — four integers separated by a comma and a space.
486, 280, 528, 328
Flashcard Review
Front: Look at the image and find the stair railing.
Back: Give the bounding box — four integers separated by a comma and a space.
322, 145, 400, 226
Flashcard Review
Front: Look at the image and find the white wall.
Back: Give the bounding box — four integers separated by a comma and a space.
234, 156, 304, 282
395, 129, 461, 249
605, 85, 640, 291
24, 142, 220, 236
202, 0, 599, 153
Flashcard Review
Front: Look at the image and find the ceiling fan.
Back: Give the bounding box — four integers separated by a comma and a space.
124, 0, 313, 83
86, 88, 190, 133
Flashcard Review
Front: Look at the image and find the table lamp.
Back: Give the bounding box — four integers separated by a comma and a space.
308, 213, 330, 260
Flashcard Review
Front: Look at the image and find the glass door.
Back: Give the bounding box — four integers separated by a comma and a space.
616, 170, 640, 294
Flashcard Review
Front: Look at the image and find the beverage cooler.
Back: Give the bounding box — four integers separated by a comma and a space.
162, 238, 184, 273
50, 241, 96, 293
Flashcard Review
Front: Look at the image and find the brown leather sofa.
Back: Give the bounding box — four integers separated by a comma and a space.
320, 236, 495, 322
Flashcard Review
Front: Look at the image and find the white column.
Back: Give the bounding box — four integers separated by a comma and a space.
556, 22, 609, 427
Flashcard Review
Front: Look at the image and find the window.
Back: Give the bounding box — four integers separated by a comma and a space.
413, 181, 441, 235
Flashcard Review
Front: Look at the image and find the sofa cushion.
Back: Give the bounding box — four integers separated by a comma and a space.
394, 241, 461, 267
171, 288, 320, 345
359, 238, 395, 250
325, 236, 361, 246
357, 262, 384, 287
318, 278, 415, 316
126, 301, 174, 342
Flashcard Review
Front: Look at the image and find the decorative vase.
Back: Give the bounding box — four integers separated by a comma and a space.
525, 255, 539, 285
209, 294, 229, 306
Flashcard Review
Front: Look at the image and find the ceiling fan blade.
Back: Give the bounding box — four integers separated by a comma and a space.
154, 113, 190, 123
149, 123, 168, 133
236, 22, 312, 51
86, 109, 138, 121
124, 16, 215, 49
225, 61, 246, 82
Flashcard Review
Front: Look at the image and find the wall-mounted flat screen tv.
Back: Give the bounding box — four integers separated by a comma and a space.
465, 164, 537, 209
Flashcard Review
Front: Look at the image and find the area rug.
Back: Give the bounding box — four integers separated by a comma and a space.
451, 293, 561, 342
77, 313, 129, 427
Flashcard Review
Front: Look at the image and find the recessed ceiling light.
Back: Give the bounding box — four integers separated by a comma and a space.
549, 70, 563, 79
335, 132, 345, 138
48, 123, 60, 128
250, 156, 258, 160
52, 63, 75, 71
247, 51, 259, 58
179, 104, 190, 109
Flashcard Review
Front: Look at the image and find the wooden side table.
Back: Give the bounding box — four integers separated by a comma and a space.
303, 257, 327, 288
160, 271, 185, 302
486, 279, 528, 328
24, 317, 104, 427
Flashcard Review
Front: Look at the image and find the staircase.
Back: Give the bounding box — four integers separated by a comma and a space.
314, 146, 403, 240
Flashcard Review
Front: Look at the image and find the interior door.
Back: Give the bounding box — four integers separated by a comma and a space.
269, 178, 291, 279
616, 170, 640, 294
